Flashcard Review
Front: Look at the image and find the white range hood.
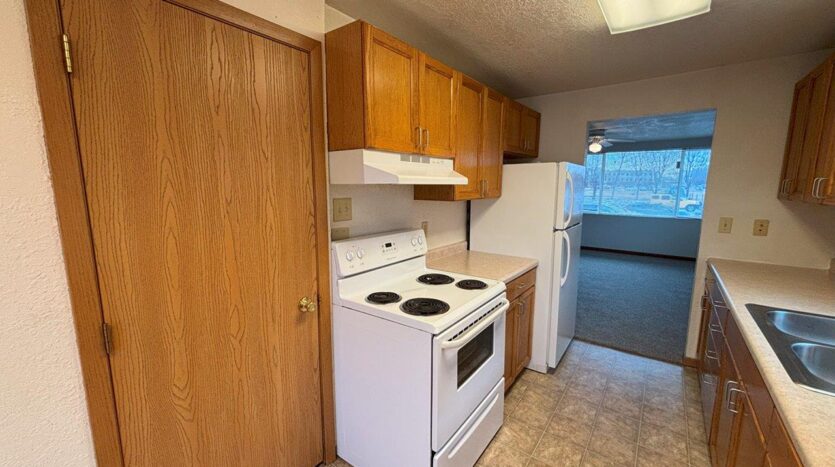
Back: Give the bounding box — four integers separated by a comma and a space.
329, 149, 467, 185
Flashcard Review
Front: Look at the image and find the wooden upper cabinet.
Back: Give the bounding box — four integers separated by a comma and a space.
364, 25, 420, 153
810, 57, 835, 205
418, 53, 458, 157
325, 21, 458, 158
503, 99, 525, 154
503, 98, 540, 158
415, 78, 505, 201
778, 52, 835, 205
452, 75, 484, 199
521, 107, 541, 156
482, 88, 504, 198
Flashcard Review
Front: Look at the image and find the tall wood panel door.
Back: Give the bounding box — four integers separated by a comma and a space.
454, 75, 485, 199
482, 89, 504, 198
364, 24, 419, 154
62, 0, 326, 464
418, 53, 457, 157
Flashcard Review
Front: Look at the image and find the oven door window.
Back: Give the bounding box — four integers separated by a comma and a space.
456, 323, 494, 387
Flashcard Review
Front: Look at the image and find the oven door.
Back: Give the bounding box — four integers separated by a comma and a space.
432, 294, 508, 451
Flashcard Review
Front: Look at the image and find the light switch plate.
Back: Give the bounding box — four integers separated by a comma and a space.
753, 219, 770, 236
718, 217, 733, 234
332, 198, 352, 222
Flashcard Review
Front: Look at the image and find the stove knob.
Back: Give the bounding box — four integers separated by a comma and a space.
417, 236, 424, 245
357, 248, 365, 259
345, 250, 354, 261
411, 237, 418, 246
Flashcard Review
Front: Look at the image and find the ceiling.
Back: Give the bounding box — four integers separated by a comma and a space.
590, 110, 718, 143
326, 0, 835, 98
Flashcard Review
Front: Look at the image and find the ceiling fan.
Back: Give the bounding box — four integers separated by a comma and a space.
587, 128, 634, 153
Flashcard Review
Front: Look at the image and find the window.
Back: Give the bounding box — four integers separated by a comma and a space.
583, 149, 711, 218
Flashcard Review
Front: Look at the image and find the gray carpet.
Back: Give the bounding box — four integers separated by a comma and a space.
575, 249, 696, 363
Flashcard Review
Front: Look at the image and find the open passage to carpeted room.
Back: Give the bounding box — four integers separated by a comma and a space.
575, 249, 696, 363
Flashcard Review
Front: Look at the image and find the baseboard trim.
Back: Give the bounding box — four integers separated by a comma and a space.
581, 246, 696, 261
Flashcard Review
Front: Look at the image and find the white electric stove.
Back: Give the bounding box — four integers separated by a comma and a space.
331, 229, 508, 467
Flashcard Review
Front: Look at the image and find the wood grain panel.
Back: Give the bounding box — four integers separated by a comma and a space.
809, 56, 835, 205
325, 21, 365, 150
796, 63, 833, 202
22, 1, 124, 464
453, 75, 484, 199
62, 0, 324, 464
780, 79, 813, 199
364, 24, 419, 153
503, 98, 523, 154
482, 88, 504, 198
513, 287, 535, 376
419, 53, 457, 158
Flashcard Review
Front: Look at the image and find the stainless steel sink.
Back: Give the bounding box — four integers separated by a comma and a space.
768, 310, 835, 347
791, 343, 835, 386
747, 304, 835, 396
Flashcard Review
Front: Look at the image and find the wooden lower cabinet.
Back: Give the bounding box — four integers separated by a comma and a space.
504, 269, 536, 390
698, 268, 802, 467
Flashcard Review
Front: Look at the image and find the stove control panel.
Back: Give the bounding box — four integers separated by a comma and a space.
332, 229, 427, 277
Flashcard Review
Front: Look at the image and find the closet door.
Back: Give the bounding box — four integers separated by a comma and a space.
64, 0, 325, 464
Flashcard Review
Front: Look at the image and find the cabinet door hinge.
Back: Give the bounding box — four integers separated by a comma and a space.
102, 322, 113, 355
62, 34, 73, 73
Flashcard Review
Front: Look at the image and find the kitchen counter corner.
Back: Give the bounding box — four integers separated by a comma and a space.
428, 249, 538, 284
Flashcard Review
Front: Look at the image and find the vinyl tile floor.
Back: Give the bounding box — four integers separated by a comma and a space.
325, 340, 711, 467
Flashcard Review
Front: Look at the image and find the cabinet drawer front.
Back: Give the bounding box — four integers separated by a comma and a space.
506, 268, 536, 302
725, 313, 775, 441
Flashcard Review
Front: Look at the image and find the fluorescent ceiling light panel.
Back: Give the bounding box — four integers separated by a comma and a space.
597, 0, 711, 34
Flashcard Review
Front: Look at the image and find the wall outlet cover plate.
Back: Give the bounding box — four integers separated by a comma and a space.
331, 227, 350, 241
332, 197, 352, 222
718, 217, 733, 234
753, 219, 770, 236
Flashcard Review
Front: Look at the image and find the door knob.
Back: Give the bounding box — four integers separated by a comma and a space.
298, 296, 317, 313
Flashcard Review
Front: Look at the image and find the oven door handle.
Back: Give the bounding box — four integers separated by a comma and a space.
441, 300, 509, 350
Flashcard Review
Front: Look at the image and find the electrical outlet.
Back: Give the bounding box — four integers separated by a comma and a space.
332, 197, 352, 222
718, 217, 733, 234
753, 219, 770, 236
421, 221, 429, 236
331, 227, 350, 241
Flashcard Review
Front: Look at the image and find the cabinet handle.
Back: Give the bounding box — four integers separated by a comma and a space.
416, 127, 423, 149
423, 128, 429, 149
702, 373, 715, 385
727, 383, 744, 414
709, 323, 721, 332
813, 177, 828, 199
706, 349, 719, 361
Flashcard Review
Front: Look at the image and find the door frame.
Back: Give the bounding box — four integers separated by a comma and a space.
23, 0, 336, 464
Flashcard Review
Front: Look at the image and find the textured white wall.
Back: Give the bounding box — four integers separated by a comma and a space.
1, 0, 325, 464
0, 1, 95, 465
325, 6, 469, 249
520, 50, 835, 358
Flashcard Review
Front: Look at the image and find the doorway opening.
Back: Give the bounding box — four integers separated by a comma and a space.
576, 109, 717, 363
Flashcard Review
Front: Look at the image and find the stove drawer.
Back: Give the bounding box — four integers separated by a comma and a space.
434, 379, 504, 467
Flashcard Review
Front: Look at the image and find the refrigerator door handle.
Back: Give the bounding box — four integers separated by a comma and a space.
564, 170, 574, 228
560, 230, 570, 287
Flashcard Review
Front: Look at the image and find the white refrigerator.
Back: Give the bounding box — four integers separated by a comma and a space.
471, 162, 584, 372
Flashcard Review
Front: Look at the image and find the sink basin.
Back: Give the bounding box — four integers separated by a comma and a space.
768, 310, 835, 346
792, 343, 835, 386
747, 304, 835, 396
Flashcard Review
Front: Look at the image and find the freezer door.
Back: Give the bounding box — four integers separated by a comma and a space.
555, 162, 585, 230
547, 224, 582, 367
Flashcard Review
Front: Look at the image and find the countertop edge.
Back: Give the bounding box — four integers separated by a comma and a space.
428, 250, 538, 285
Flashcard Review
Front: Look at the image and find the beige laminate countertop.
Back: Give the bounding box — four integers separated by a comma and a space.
428, 250, 538, 284
707, 258, 835, 467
